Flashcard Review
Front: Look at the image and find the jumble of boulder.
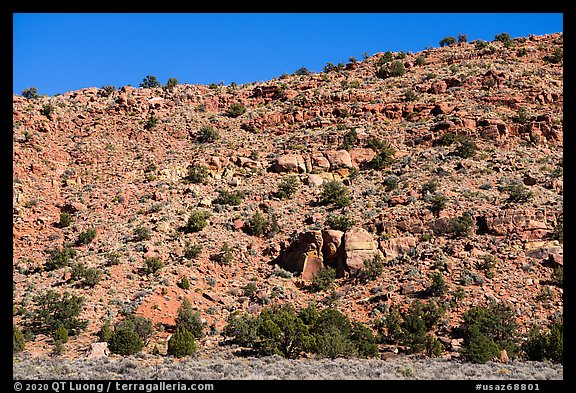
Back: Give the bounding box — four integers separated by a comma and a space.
277, 227, 383, 279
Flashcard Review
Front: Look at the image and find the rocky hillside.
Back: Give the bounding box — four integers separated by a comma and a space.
13, 33, 563, 363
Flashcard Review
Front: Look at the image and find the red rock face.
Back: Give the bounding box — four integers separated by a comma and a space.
12, 33, 563, 360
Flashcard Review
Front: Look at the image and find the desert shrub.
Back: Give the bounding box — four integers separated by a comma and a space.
211, 242, 234, 265
117, 315, 153, 342
474, 40, 489, 50
404, 90, 418, 102
378, 306, 404, 344
100, 84, 116, 96
310, 267, 336, 292
389, 60, 406, 77
293, 66, 311, 76
165, 77, 178, 90
223, 313, 260, 347
186, 164, 210, 184
242, 282, 258, 298
185, 210, 208, 233
13, 325, 25, 353
31, 290, 88, 336
461, 325, 501, 363
427, 271, 448, 297
22, 87, 39, 99
367, 138, 395, 170
342, 129, 359, 150
323, 62, 337, 72
306, 306, 377, 359
313, 326, 357, 359
377, 51, 394, 65
376, 60, 406, 79
77, 228, 97, 245
108, 326, 143, 355
139, 75, 160, 88
70, 263, 102, 288
454, 137, 477, 158
439, 36, 456, 47
144, 256, 164, 274
450, 211, 474, 238
414, 55, 427, 66
458, 33, 468, 44
504, 183, 533, 204
544, 47, 563, 64
552, 266, 563, 287
227, 103, 247, 118
97, 321, 113, 342
144, 114, 158, 130
460, 268, 485, 286
213, 189, 245, 206
400, 300, 444, 355
178, 277, 191, 290
325, 214, 355, 231
460, 301, 519, 362
44, 246, 77, 271
321, 180, 351, 208
516, 47, 528, 57
436, 132, 462, 146
106, 251, 122, 266
133, 226, 152, 241
494, 32, 512, 46
377, 300, 443, 356
275, 175, 299, 199
175, 298, 204, 339
256, 304, 312, 358
382, 175, 399, 191
167, 327, 197, 357
476, 255, 497, 279
243, 211, 269, 237
359, 255, 384, 282
41, 104, 55, 118
522, 321, 563, 364
515, 107, 530, 124
421, 180, 439, 195
53, 326, 69, 343
196, 125, 220, 143
183, 242, 203, 260
428, 194, 448, 217
350, 322, 379, 358
59, 212, 72, 228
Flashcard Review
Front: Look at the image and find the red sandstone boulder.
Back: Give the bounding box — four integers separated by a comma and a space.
273, 154, 306, 173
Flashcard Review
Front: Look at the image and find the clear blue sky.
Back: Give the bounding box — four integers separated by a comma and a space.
13, 13, 563, 96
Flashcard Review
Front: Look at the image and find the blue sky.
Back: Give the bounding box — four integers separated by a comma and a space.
13, 13, 563, 96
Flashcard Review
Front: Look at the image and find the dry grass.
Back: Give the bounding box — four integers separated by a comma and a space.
13, 350, 563, 380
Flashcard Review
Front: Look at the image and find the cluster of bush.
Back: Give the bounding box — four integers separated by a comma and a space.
99, 314, 153, 356
367, 138, 396, 170
459, 302, 562, 364
167, 298, 205, 357
434, 132, 478, 159
96, 298, 204, 357
14, 293, 562, 365
13, 290, 88, 353
223, 303, 378, 359
274, 175, 299, 199
321, 180, 351, 208
139, 75, 179, 91
376, 299, 444, 356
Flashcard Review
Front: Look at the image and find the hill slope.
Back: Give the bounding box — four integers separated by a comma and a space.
13, 33, 563, 366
